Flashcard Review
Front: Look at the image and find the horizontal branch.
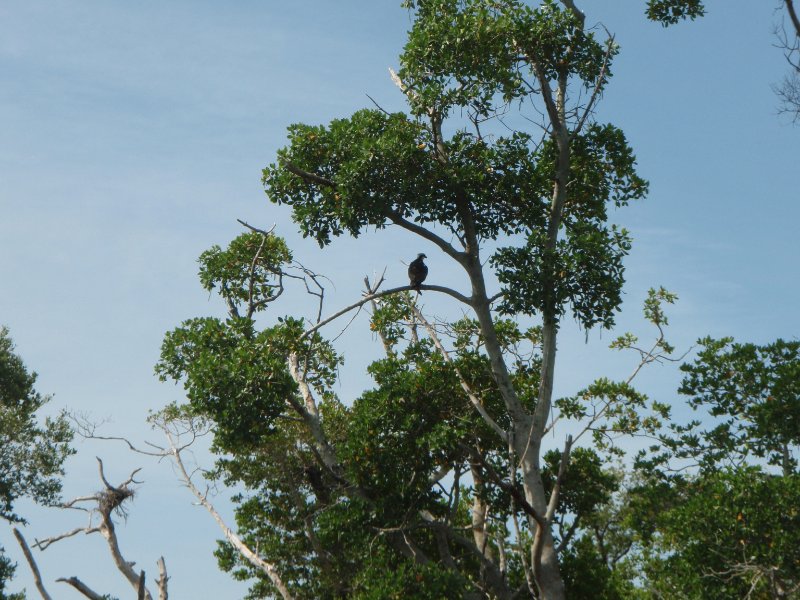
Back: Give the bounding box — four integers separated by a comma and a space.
300, 284, 472, 341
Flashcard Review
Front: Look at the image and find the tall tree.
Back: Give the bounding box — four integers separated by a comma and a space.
158, 2, 700, 598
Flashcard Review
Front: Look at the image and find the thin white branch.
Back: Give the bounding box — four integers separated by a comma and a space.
13, 528, 53, 600
55, 577, 105, 600
164, 430, 294, 600
545, 435, 573, 524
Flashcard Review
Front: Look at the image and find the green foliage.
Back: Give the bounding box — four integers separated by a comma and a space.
156, 315, 341, 451
675, 337, 800, 473
645, 0, 705, 26
543, 447, 618, 518
0, 327, 74, 523
642, 469, 800, 599
399, 0, 614, 117
198, 232, 292, 314
560, 536, 641, 600
155, 1, 721, 597
264, 1, 647, 334
350, 548, 470, 599
0, 327, 73, 595
0, 549, 24, 600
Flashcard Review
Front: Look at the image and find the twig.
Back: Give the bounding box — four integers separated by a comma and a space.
365, 93, 391, 116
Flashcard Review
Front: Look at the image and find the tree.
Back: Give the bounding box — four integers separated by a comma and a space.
156, 2, 701, 599
569, 338, 800, 598
673, 337, 800, 475
13, 455, 170, 600
0, 327, 73, 597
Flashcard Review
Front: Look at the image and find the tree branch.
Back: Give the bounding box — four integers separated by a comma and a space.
281, 161, 336, 187
573, 34, 615, 137
545, 435, 573, 524
559, 0, 585, 26
13, 528, 53, 600
162, 428, 295, 600
56, 577, 105, 600
786, 0, 800, 37
300, 284, 472, 341
156, 557, 169, 600
385, 209, 467, 265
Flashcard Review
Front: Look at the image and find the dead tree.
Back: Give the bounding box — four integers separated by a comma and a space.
13, 457, 169, 600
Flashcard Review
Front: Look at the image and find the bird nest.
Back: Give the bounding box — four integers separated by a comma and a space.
98, 485, 135, 518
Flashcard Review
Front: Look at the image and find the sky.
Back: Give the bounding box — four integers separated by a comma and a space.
1, 1, 798, 598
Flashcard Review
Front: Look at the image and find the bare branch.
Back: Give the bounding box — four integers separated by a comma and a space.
365, 93, 392, 116
545, 435, 573, 524
364, 273, 394, 354
573, 33, 615, 137
156, 557, 169, 600
287, 352, 340, 471
236, 219, 277, 237
13, 528, 53, 600
245, 232, 270, 319
300, 284, 472, 342
56, 577, 105, 600
465, 445, 545, 528
33, 526, 98, 551
162, 428, 295, 600
137, 571, 146, 600
786, 0, 800, 37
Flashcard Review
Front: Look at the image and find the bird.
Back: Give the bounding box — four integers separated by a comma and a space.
408, 253, 428, 293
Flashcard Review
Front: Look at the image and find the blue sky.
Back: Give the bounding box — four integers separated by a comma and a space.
1, 1, 798, 597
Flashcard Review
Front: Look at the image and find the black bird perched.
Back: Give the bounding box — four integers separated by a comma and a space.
408, 253, 428, 293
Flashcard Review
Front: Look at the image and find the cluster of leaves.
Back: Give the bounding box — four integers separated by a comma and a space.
398, 0, 613, 117
198, 232, 292, 315
0, 327, 74, 594
565, 335, 800, 598
492, 123, 646, 328
0, 328, 74, 521
0, 551, 24, 600
646, 0, 705, 26
635, 469, 800, 599
674, 337, 800, 474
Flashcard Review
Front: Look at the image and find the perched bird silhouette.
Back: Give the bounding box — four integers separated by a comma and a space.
408, 253, 428, 293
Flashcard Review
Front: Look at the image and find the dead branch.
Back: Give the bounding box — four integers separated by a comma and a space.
55, 577, 105, 600
156, 557, 169, 600
12, 528, 53, 600
137, 570, 146, 600
161, 427, 295, 600
32, 457, 155, 600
